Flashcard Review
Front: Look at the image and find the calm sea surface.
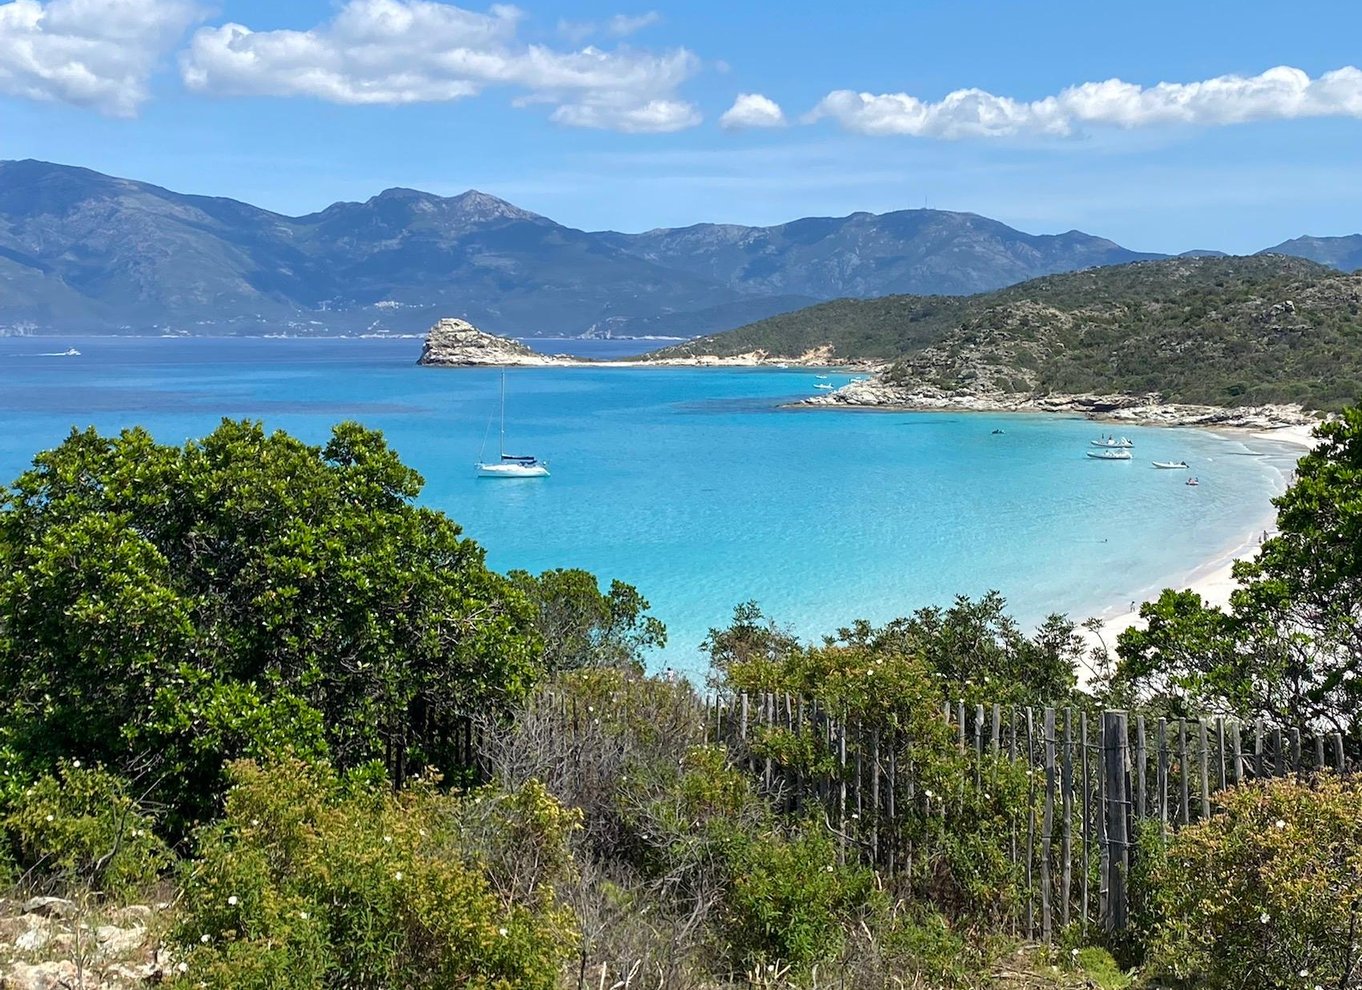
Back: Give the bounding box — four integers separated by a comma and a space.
0, 336, 1299, 673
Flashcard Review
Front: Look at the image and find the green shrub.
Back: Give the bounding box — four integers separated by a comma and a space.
1141, 774, 1362, 989
171, 758, 577, 990
5, 762, 170, 897
723, 824, 880, 970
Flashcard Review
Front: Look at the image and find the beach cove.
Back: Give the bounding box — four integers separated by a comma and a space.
0, 336, 1304, 675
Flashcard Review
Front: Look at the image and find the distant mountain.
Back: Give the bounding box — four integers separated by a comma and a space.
601, 213, 1163, 298
0, 159, 1176, 337
1259, 235, 1362, 273
656, 255, 1362, 411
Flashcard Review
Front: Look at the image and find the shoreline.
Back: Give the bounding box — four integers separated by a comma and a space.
1077, 422, 1317, 662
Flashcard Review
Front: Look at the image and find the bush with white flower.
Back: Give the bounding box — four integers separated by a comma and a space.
169, 756, 576, 990
1140, 773, 1362, 988
4, 761, 170, 897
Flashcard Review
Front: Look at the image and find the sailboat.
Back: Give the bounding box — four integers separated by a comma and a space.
476, 373, 549, 478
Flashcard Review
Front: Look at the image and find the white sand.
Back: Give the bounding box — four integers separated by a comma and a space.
1078, 421, 1321, 664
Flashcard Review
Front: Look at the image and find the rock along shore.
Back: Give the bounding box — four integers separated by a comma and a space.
415, 318, 1319, 431
415, 318, 874, 369
797, 378, 1319, 430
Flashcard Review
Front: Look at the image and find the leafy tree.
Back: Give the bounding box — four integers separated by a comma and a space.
0, 420, 541, 826
507, 568, 665, 673
1118, 410, 1362, 731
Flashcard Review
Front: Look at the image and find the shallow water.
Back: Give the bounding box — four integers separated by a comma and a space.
0, 336, 1299, 674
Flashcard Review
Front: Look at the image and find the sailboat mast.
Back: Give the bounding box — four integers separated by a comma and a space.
498, 373, 506, 456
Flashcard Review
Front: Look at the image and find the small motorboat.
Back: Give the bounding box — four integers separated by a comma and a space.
1091, 436, 1134, 448
814, 383, 835, 390
1186, 477, 1200, 486
815, 374, 829, 380
1152, 460, 1189, 469
992, 429, 1005, 435
1087, 449, 1133, 461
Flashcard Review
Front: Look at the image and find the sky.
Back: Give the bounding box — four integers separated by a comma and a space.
2, 0, 1362, 253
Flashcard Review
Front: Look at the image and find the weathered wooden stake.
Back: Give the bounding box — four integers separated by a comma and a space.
1198, 720, 1211, 821
1103, 710, 1130, 933
1061, 707, 1073, 931
1041, 707, 1056, 942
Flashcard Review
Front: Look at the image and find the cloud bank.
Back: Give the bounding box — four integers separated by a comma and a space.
720, 92, 786, 130
808, 66, 1362, 138
179, 0, 700, 132
0, 0, 203, 116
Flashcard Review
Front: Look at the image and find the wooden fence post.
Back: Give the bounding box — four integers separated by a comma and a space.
1042, 707, 1056, 942
1103, 710, 1130, 934
1178, 721, 1190, 826
1134, 715, 1147, 822
1157, 718, 1169, 839
1061, 707, 1074, 931
1198, 720, 1211, 820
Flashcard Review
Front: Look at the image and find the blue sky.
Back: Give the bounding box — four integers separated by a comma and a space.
2, 0, 1361, 252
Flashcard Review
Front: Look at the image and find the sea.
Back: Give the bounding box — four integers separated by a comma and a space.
0, 335, 1301, 674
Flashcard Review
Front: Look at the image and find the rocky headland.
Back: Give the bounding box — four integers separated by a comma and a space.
800, 376, 1319, 429
416, 319, 869, 368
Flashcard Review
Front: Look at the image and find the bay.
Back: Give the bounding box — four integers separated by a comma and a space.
0, 336, 1297, 674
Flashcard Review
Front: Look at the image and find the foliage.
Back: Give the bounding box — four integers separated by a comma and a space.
709, 596, 1078, 707
507, 568, 666, 673
1117, 411, 1362, 732
657, 255, 1362, 411
1140, 774, 1362, 990
0, 420, 541, 829
170, 758, 577, 990
5, 763, 171, 898
621, 744, 878, 973
705, 602, 1041, 923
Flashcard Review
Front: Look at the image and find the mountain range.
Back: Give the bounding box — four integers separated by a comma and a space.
0, 159, 1358, 337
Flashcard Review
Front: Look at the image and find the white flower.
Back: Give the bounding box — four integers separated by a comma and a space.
45, 814, 53, 822
298, 911, 309, 920
250, 818, 260, 827
383, 835, 392, 843
176, 962, 188, 974
227, 896, 238, 906
924, 789, 933, 798
1071, 949, 1079, 957
71, 760, 81, 768
1260, 912, 1270, 924
498, 927, 508, 937
394, 871, 404, 881
824, 865, 834, 873
200, 934, 211, 944
1275, 819, 1286, 829
1298, 969, 1308, 977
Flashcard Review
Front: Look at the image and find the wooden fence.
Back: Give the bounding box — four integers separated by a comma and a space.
706, 693, 1354, 941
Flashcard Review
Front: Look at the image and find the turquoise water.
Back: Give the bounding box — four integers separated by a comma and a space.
0, 336, 1299, 673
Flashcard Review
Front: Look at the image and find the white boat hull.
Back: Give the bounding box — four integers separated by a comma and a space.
1152, 462, 1189, 469
1090, 439, 1134, 448
1087, 450, 1132, 460
476, 462, 550, 478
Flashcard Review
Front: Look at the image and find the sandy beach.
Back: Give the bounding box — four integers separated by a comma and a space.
1079, 422, 1320, 662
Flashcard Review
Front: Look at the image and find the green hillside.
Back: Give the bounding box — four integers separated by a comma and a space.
653, 255, 1362, 410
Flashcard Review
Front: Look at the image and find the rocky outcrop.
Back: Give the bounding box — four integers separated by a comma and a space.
0, 899, 170, 989
417, 319, 573, 367
802, 377, 1318, 429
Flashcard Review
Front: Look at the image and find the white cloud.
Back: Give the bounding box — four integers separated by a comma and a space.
181, 0, 700, 132
0, 0, 203, 116
808, 65, 1362, 139
720, 92, 785, 130
605, 12, 660, 37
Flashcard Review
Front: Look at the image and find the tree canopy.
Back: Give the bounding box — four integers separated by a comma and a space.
0, 420, 541, 826
1116, 408, 1362, 730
